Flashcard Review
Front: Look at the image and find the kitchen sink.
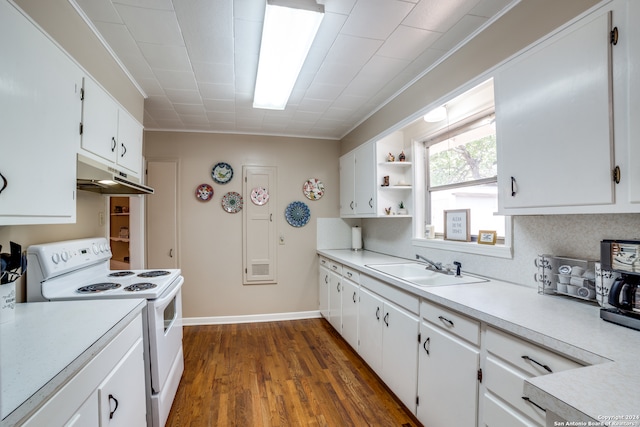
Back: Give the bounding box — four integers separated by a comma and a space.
365, 262, 487, 287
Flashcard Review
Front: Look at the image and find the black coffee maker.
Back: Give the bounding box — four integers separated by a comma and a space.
600, 239, 640, 331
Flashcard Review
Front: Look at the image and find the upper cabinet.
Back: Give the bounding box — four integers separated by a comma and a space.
340, 132, 413, 218
0, 1, 82, 225
81, 77, 143, 178
340, 142, 376, 217
495, 0, 639, 214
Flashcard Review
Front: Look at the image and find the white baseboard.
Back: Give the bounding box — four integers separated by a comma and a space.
182, 310, 322, 326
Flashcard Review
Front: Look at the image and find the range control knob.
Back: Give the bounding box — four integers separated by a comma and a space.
51, 253, 60, 264
61, 251, 70, 262
92, 243, 99, 254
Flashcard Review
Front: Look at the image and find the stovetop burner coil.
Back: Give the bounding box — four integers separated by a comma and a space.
108, 271, 135, 277
124, 283, 158, 292
77, 283, 122, 293
137, 270, 171, 278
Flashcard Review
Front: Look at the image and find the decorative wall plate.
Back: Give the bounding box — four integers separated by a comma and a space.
250, 187, 270, 205
303, 178, 324, 200
285, 201, 310, 227
212, 162, 233, 184
221, 191, 243, 213
195, 183, 214, 201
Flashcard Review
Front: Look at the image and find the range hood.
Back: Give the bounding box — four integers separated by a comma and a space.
77, 154, 154, 195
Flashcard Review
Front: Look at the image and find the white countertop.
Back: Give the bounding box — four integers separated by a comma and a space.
0, 299, 146, 426
319, 249, 640, 424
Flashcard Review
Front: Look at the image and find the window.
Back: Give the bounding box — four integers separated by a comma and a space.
417, 78, 508, 247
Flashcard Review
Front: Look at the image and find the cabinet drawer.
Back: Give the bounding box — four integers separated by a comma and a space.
361, 274, 419, 314
343, 266, 360, 283
485, 327, 582, 377
484, 356, 545, 425
483, 392, 539, 427
420, 300, 480, 346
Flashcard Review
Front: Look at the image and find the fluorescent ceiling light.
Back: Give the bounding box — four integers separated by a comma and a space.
253, 0, 324, 110
423, 106, 447, 123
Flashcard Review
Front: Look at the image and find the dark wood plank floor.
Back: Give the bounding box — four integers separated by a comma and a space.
166, 318, 421, 426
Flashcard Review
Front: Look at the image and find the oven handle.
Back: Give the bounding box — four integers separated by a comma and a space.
154, 276, 184, 312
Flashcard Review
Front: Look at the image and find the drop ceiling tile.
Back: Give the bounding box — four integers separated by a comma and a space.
94, 21, 140, 56
179, 114, 209, 125
74, 0, 123, 23
305, 82, 346, 101
323, 34, 383, 72
153, 119, 185, 128
192, 62, 234, 85
341, 0, 414, 40
145, 96, 173, 110
114, 4, 184, 45
298, 98, 333, 114
119, 54, 156, 80
206, 111, 236, 123
174, 104, 206, 115
233, 0, 264, 22
431, 14, 487, 52
377, 25, 440, 60
137, 78, 164, 96
164, 89, 201, 104
199, 83, 235, 101
470, 0, 513, 18
324, 0, 357, 15
403, 0, 477, 33
113, 0, 173, 10
147, 109, 180, 120
203, 99, 235, 112
138, 43, 191, 71
154, 69, 198, 91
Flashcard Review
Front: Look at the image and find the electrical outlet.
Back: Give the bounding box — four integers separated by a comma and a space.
279, 234, 285, 245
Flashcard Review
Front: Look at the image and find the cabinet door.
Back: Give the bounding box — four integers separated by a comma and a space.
381, 301, 419, 413
318, 265, 330, 319
495, 10, 613, 211
354, 142, 376, 215
243, 166, 277, 284
357, 287, 383, 374
341, 278, 358, 350
0, 1, 81, 225
81, 77, 119, 163
146, 160, 178, 268
417, 322, 479, 426
339, 152, 355, 216
328, 271, 342, 332
98, 338, 147, 427
115, 109, 143, 175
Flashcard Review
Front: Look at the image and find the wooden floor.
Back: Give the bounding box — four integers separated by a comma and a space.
166, 318, 421, 427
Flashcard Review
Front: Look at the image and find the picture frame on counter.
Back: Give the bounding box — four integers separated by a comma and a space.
444, 209, 470, 242
478, 230, 497, 245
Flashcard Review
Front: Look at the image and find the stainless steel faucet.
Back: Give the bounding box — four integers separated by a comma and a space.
416, 254, 443, 271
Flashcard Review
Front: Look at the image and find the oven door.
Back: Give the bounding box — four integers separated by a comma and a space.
148, 276, 184, 393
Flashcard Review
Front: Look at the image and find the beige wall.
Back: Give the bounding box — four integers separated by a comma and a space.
145, 131, 340, 318
341, 0, 600, 154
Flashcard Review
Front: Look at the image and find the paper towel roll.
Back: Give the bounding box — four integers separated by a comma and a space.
351, 226, 362, 251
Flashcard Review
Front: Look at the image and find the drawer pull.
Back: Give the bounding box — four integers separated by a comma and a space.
438, 315, 454, 327
423, 337, 430, 355
352, 291, 357, 303
324, 275, 328, 284
337, 283, 341, 292
522, 396, 546, 412
109, 394, 119, 419
383, 312, 389, 327
521, 355, 553, 373
347, 272, 352, 278
375, 306, 380, 320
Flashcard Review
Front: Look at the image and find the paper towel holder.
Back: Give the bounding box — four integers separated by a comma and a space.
351, 226, 363, 251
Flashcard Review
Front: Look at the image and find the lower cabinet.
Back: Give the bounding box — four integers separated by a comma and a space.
21, 314, 146, 427
417, 301, 480, 427
341, 268, 359, 350
479, 326, 583, 426
318, 262, 330, 319
328, 269, 342, 332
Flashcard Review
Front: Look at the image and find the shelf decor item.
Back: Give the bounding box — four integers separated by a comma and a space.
285, 201, 310, 227
302, 178, 325, 200
212, 162, 233, 184
250, 187, 269, 205
221, 191, 243, 213
195, 183, 214, 201
398, 150, 406, 162
398, 201, 408, 215
478, 230, 497, 245
444, 209, 471, 241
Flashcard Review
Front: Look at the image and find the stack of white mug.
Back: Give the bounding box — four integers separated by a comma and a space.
595, 262, 621, 308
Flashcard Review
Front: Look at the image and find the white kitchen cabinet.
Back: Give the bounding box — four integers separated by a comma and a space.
0, 0, 82, 225
357, 276, 419, 413
341, 268, 359, 350
417, 301, 480, 427
339, 142, 376, 217
328, 262, 342, 332
21, 314, 146, 427
81, 77, 143, 177
479, 326, 583, 426
494, 4, 625, 214
318, 259, 330, 319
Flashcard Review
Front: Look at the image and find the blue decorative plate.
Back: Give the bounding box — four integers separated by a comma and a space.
285, 201, 310, 227
212, 162, 233, 184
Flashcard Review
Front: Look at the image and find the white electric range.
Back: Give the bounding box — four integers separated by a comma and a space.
26, 237, 184, 427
